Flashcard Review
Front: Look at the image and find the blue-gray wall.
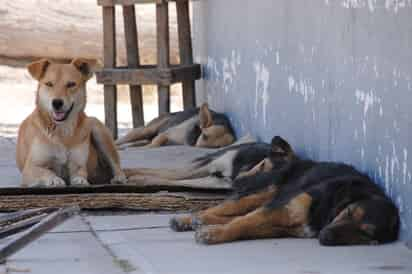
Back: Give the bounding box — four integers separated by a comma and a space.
192, 0, 412, 242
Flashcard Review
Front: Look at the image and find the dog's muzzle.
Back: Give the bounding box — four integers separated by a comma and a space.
52, 103, 74, 123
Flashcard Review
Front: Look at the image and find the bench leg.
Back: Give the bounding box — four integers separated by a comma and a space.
177, 0, 196, 109
123, 5, 144, 127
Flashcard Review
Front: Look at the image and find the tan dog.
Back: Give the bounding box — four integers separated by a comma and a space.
16, 58, 126, 187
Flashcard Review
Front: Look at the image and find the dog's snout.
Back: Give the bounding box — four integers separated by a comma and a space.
52, 99, 64, 111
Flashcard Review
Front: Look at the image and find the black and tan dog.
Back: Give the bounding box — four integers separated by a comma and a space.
170, 136, 400, 246
124, 140, 275, 187
116, 103, 236, 149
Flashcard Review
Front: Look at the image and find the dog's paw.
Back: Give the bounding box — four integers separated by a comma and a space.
111, 173, 128, 184
33, 176, 66, 187
191, 216, 203, 230
195, 226, 225, 245
169, 216, 194, 232
70, 176, 90, 186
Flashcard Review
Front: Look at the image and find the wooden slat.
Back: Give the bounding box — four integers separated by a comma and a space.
104, 85, 118, 139
0, 208, 53, 225
171, 63, 201, 82
0, 193, 224, 212
102, 6, 118, 139
127, 175, 232, 190
0, 183, 228, 213
123, 5, 144, 128
98, 67, 173, 85
0, 213, 49, 239
176, 0, 196, 109
0, 207, 79, 263
0, 184, 229, 196
96, 64, 201, 85
0, 208, 55, 238
156, 1, 171, 114
98, 0, 188, 6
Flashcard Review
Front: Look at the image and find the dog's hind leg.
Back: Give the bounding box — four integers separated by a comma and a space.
144, 133, 169, 148
115, 127, 155, 146
115, 114, 170, 146
89, 118, 127, 184
124, 164, 210, 180
117, 140, 151, 150
128, 174, 231, 189
170, 186, 277, 231
194, 193, 312, 244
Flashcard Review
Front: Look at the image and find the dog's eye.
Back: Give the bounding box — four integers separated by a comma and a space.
45, 82, 53, 87
66, 82, 76, 89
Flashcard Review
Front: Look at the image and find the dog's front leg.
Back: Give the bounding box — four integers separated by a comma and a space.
89, 118, 127, 184
144, 133, 169, 148
70, 166, 90, 186
22, 164, 66, 187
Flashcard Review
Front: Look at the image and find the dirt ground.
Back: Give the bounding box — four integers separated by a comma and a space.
0, 64, 183, 138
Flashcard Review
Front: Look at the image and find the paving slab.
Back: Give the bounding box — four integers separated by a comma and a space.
3, 230, 125, 274
49, 215, 90, 233
85, 213, 172, 231
89, 213, 412, 274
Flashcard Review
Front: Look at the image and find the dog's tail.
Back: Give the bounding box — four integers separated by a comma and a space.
127, 174, 232, 190
123, 165, 210, 180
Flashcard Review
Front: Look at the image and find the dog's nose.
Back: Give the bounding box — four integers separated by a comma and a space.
52, 99, 64, 111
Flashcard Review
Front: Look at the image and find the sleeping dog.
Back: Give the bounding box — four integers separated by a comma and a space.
124, 140, 277, 187
116, 103, 236, 149
170, 136, 399, 246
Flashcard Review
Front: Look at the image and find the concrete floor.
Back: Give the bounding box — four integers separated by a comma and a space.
0, 139, 411, 274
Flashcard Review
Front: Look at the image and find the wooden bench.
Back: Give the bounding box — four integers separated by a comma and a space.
96, 0, 201, 138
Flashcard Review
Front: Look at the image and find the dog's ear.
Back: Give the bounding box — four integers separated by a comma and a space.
271, 136, 293, 155
254, 160, 266, 173
71, 58, 100, 80
27, 59, 51, 81
199, 103, 213, 129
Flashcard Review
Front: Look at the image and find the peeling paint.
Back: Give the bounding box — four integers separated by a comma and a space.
403, 149, 408, 185
222, 58, 232, 94
275, 51, 280, 65
355, 89, 382, 116
341, 0, 367, 9
368, 0, 376, 11
288, 75, 316, 103
253, 61, 270, 126
341, 0, 412, 12
385, 0, 412, 13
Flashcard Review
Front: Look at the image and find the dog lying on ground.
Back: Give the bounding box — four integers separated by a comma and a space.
124, 139, 277, 188
116, 103, 236, 149
16, 58, 126, 187
170, 136, 400, 246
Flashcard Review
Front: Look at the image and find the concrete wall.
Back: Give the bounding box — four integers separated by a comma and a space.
192, 0, 412, 242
